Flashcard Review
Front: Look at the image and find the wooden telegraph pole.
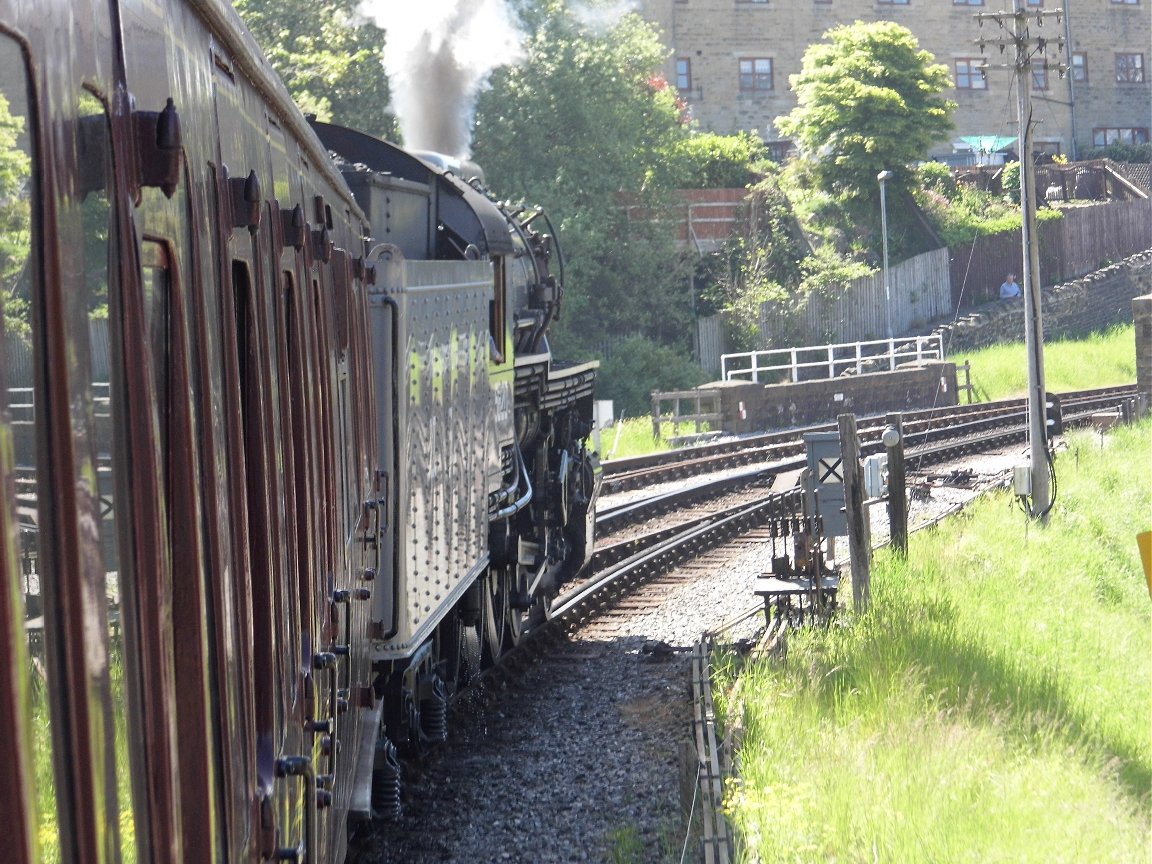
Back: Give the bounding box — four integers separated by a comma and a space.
838, 414, 870, 613
974, 3, 1066, 522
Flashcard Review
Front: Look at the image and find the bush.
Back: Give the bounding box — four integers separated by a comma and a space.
594, 336, 709, 418
1082, 141, 1152, 163
660, 131, 769, 189
916, 161, 959, 201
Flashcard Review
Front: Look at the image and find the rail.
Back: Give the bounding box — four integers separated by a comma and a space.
690, 638, 732, 864
722, 335, 945, 384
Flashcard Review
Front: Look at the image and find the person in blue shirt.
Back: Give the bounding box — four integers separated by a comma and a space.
999, 273, 1021, 299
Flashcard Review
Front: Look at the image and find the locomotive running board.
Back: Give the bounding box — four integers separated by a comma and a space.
348, 700, 385, 819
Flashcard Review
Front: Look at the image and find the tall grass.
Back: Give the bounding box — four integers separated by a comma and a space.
29, 631, 137, 863
719, 420, 1151, 863
954, 323, 1136, 402
596, 416, 674, 461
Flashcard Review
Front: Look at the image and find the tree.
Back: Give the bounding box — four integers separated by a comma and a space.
471, 0, 698, 361
776, 21, 954, 200
233, 0, 396, 140
0, 91, 31, 342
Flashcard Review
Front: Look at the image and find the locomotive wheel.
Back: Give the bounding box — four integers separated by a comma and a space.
480, 571, 510, 667
436, 608, 481, 693
481, 568, 526, 666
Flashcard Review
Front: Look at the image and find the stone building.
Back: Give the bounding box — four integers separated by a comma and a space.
637, 0, 1151, 162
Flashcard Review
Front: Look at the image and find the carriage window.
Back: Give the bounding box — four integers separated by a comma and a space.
0, 39, 59, 862
77, 89, 137, 861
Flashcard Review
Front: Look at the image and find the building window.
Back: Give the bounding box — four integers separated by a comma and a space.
739, 58, 773, 92
955, 59, 987, 90
1071, 53, 1088, 82
878, 0, 910, 4
1110, 0, 1139, 4
1032, 64, 1049, 90
1116, 53, 1145, 82
676, 58, 692, 92
736, 0, 769, 4
953, 0, 983, 5
1026, 0, 1042, 6
1092, 127, 1150, 146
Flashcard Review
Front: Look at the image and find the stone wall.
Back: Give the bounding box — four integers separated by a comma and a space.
1134, 294, 1152, 401
932, 249, 1152, 355
713, 363, 958, 434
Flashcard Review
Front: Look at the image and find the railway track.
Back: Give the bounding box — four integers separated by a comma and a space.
601, 384, 1138, 496
542, 385, 1140, 862
388, 387, 1140, 864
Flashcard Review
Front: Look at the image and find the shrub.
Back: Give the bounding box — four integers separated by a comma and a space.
594, 336, 709, 418
659, 131, 770, 189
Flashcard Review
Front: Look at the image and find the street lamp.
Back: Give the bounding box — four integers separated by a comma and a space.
877, 170, 894, 345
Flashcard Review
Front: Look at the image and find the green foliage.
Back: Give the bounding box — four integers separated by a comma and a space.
658, 131, 769, 189
776, 21, 955, 201
233, 0, 395, 140
797, 244, 872, 298
594, 336, 708, 418
700, 172, 806, 350
1001, 160, 1021, 196
0, 91, 31, 343
472, 1, 698, 357
1082, 140, 1152, 163
917, 160, 959, 200
913, 163, 1063, 247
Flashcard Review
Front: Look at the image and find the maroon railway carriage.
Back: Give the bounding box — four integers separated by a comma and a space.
0, 0, 600, 861
0, 0, 381, 860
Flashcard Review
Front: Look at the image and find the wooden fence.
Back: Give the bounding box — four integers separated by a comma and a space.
757, 247, 952, 347
950, 199, 1152, 307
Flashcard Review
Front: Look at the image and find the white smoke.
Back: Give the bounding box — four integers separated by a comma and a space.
359, 0, 525, 157
569, 0, 638, 35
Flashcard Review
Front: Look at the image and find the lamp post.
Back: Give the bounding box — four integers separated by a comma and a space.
877, 170, 895, 349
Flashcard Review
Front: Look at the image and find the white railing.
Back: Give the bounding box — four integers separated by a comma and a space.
721, 334, 945, 384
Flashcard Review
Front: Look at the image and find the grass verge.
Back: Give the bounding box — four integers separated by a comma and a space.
954, 323, 1136, 402
717, 420, 1152, 863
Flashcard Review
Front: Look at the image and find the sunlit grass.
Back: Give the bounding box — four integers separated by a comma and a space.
718, 420, 1152, 863
29, 632, 137, 863
953, 323, 1136, 402
597, 415, 674, 460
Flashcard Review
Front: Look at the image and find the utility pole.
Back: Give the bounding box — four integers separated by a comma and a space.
974, 2, 1066, 522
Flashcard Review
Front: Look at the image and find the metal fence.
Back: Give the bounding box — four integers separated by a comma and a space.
722, 334, 945, 383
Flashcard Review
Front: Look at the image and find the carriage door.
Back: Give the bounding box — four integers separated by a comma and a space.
0, 43, 152, 863
212, 45, 307, 859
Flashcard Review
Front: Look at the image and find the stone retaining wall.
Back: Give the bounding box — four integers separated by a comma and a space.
713, 363, 958, 434
932, 249, 1152, 354
1134, 293, 1152, 401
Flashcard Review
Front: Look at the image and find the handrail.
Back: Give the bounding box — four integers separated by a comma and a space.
722, 334, 945, 383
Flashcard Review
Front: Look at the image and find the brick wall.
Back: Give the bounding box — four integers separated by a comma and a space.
624, 188, 749, 251
714, 362, 958, 434
933, 249, 1152, 355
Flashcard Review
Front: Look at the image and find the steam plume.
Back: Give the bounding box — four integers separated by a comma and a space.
359, 0, 525, 157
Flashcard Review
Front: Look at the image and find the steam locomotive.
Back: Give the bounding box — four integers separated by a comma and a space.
0, 0, 599, 861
